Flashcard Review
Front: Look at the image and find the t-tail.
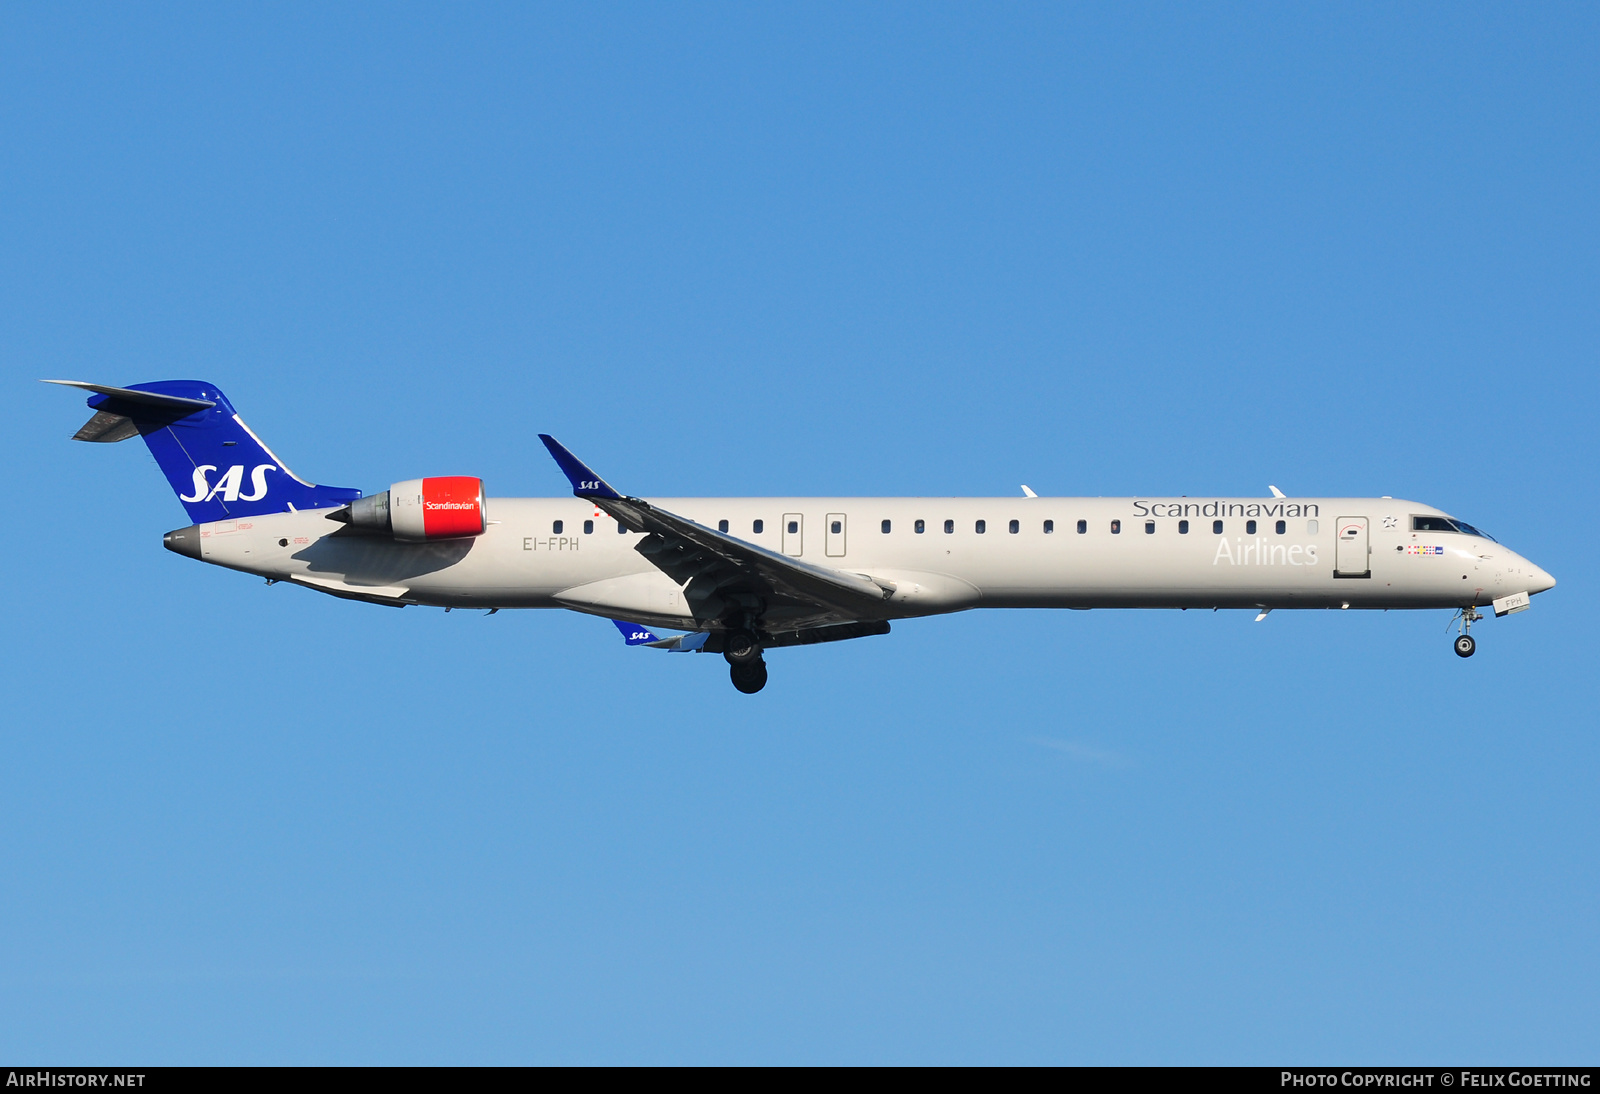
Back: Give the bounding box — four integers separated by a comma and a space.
43, 380, 361, 523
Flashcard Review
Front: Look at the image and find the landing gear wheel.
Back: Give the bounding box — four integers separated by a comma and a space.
1454, 634, 1476, 658
730, 659, 768, 694
723, 629, 762, 666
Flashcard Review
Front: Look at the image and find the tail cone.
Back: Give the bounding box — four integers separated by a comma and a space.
163, 525, 202, 560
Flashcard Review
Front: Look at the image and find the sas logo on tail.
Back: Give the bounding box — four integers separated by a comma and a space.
179, 464, 277, 503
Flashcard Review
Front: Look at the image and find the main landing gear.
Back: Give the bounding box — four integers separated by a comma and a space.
724, 629, 767, 693
729, 659, 768, 693
1453, 608, 1482, 658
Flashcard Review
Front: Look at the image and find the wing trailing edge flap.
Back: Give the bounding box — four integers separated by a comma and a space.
764, 619, 890, 648
539, 434, 894, 630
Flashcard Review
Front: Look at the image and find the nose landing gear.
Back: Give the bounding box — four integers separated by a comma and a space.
1453, 607, 1482, 658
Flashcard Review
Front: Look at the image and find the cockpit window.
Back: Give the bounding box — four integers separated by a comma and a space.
1411, 515, 1496, 541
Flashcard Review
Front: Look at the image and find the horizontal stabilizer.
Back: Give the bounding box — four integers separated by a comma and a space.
45, 380, 218, 444
42, 380, 216, 412
72, 408, 143, 443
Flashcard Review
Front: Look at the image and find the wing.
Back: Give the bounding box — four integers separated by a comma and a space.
540, 435, 894, 635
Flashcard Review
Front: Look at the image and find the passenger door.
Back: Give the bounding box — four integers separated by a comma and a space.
1335, 516, 1370, 578
782, 512, 803, 557
825, 512, 846, 557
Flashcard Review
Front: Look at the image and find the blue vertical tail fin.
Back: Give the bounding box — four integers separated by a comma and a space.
45, 380, 361, 523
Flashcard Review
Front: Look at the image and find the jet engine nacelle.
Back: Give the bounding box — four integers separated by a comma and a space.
332, 476, 487, 541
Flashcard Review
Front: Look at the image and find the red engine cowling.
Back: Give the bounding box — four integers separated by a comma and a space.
336, 477, 488, 541
388, 477, 486, 541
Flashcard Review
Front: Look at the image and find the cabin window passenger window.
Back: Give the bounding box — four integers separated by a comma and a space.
915, 519, 925, 534
1111, 520, 1121, 534
1275, 520, 1286, 535
552, 520, 563, 534
1077, 519, 1087, 534
1009, 519, 1019, 534
583, 520, 594, 535
788, 520, 799, 534
1213, 520, 1223, 534
1044, 520, 1054, 534
831, 520, 842, 534
1179, 520, 1189, 534
1307, 520, 1319, 534
753, 519, 764, 534
1246, 520, 1257, 535
975, 520, 986, 534
881, 519, 891, 534
1144, 520, 1155, 534
944, 519, 954, 534
718, 519, 728, 533
618, 522, 627, 534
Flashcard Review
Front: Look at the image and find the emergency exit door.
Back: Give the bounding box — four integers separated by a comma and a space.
825, 513, 847, 557
1335, 516, 1370, 578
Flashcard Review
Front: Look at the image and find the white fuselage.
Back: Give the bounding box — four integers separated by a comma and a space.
184, 495, 1555, 629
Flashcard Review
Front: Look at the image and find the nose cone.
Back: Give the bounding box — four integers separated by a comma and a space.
163, 525, 202, 560
1528, 565, 1556, 594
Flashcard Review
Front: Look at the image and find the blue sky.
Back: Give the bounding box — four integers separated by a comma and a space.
1, 3, 1596, 1063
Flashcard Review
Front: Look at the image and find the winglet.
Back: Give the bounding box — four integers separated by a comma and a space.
611, 620, 710, 652
1268, 485, 1286, 498
1021, 485, 1038, 498
612, 620, 661, 645
538, 434, 622, 499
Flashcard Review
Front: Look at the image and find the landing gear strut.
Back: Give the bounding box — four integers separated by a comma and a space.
724, 628, 767, 692
1454, 607, 1482, 658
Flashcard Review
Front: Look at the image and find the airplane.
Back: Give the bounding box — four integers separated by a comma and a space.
46, 379, 1557, 693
